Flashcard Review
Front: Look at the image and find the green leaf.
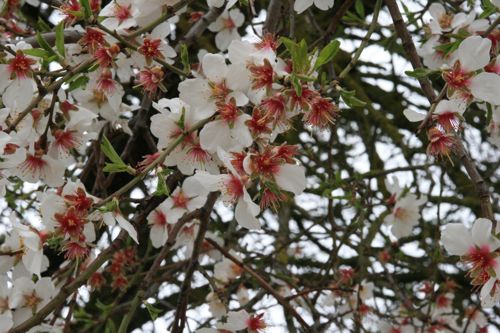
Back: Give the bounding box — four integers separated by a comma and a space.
314, 40, 340, 70
80, 0, 92, 18
144, 302, 162, 321
99, 198, 119, 213
96, 300, 114, 315
355, 0, 365, 18
68, 75, 89, 92
280, 37, 309, 74
36, 31, 57, 57
434, 40, 461, 57
103, 163, 133, 174
55, 22, 65, 58
100, 136, 135, 175
154, 169, 171, 196
291, 74, 302, 97
101, 136, 125, 166
296, 39, 308, 73
36, 17, 52, 32
180, 43, 190, 74
405, 68, 432, 78
22, 48, 51, 58
340, 89, 366, 108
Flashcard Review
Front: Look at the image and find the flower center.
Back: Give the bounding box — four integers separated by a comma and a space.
172, 191, 189, 209
224, 17, 235, 29
246, 314, 266, 331
225, 175, 244, 202
8, 51, 36, 79
114, 3, 132, 22
153, 210, 167, 226
248, 60, 274, 90
393, 207, 408, 221
23, 291, 42, 310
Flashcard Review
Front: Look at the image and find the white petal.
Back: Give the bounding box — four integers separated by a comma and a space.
115, 214, 139, 244
22, 250, 42, 277
83, 223, 96, 243
434, 99, 466, 115
403, 109, 426, 122
226, 64, 250, 92
4, 79, 35, 111
183, 175, 210, 197
472, 218, 500, 250
150, 224, 168, 248
470, 72, 500, 106
202, 53, 227, 83
215, 29, 234, 51
235, 196, 260, 230
0, 314, 13, 333
429, 3, 445, 20
207, 0, 224, 7
390, 222, 413, 239
314, 0, 333, 10
229, 9, 244, 27
275, 164, 306, 195
458, 36, 491, 72
440, 223, 474, 255
35, 277, 55, 300
200, 120, 231, 153
480, 277, 500, 307
294, 0, 314, 13
218, 310, 249, 331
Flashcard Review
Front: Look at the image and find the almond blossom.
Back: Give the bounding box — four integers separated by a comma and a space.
9, 277, 56, 325
178, 53, 249, 119
146, 198, 184, 248
99, 0, 137, 32
150, 98, 218, 174
214, 250, 244, 284
294, 0, 334, 14
101, 210, 139, 244
443, 36, 500, 105
191, 148, 261, 230
0, 215, 47, 278
404, 98, 466, 131
384, 193, 426, 239
441, 218, 500, 307
216, 310, 266, 332
208, 8, 244, 51
0, 53, 37, 112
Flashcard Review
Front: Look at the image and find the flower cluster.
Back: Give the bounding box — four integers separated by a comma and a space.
0, 0, 498, 331
402, 2, 500, 310
406, 4, 500, 157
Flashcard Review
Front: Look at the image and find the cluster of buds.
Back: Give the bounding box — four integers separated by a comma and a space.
107, 247, 136, 289
49, 184, 95, 260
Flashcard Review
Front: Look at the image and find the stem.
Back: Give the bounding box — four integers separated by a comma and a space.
117, 194, 216, 333
206, 239, 313, 332
483, 15, 500, 37
126, 0, 195, 38
170, 193, 218, 333
416, 84, 447, 133
95, 116, 212, 208
96, 22, 187, 77
10, 231, 127, 333
7, 58, 96, 132
338, 0, 382, 79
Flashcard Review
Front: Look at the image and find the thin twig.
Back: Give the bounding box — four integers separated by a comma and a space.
206, 239, 313, 332
338, 0, 382, 79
